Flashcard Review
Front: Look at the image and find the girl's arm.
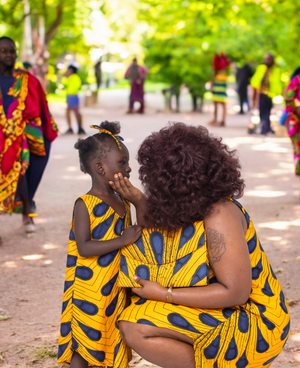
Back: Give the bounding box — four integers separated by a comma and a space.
132, 200, 252, 309
109, 174, 147, 226
74, 199, 142, 257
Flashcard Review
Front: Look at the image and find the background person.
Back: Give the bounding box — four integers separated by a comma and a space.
235, 62, 253, 114
0, 36, 58, 233
250, 52, 282, 135
124, 58, 148, 114
111, 123, 290, 368
62, 64, 85, 135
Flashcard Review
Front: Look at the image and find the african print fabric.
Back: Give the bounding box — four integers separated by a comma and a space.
284, 74, 300, 176
212, 72, 227, 103
119, 198, 290, 368
0, 69, 58, 213
58, 194, 132, 367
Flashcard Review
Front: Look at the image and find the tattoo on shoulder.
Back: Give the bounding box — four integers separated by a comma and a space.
206, 228, 227, 265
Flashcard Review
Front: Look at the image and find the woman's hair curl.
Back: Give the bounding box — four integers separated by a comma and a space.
74, 121, 121, 174
137, 122, 245, 231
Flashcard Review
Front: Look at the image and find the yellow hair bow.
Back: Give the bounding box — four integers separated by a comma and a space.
90, 125, 124, 151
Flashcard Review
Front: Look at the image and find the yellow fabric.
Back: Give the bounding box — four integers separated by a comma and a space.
250, 64, 282, 98
118, 222, 208, 288
58, 194, 132, 367
119, 198, 290, 368
62, 73, 81, 95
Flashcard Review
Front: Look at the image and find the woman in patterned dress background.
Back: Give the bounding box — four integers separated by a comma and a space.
111, 123, 290, 368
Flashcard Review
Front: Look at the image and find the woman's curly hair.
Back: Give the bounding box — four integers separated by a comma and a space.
137, 122, 245, 231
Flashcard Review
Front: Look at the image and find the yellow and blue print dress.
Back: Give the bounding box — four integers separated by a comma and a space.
119, 199, 290, 368
58, 194, 132, 367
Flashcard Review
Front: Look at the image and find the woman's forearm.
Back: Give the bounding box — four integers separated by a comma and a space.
170, 282, 250, 309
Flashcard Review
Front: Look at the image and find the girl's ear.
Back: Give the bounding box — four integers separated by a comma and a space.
95, 162, 105, 175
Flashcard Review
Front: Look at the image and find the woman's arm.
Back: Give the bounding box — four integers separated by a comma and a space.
74, 199, 142, 257
109, 174, 147, 226
132, 200, 252, 309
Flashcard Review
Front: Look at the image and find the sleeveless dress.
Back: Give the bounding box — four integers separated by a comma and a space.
58, 194, 132, 367
119, 199, 290, 368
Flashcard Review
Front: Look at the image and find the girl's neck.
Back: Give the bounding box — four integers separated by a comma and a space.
88, 179, 115, 199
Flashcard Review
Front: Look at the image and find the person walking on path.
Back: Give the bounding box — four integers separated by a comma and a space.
235, 62, 252, 114
125, 58, 148, 114
282, 66, 300, 177
0, 36, 58, 233
250, 52, 282, 135
111, 123, 290, 368
62, 65, 85, 135
57, 121, 142, 367
208, 53, 230, 127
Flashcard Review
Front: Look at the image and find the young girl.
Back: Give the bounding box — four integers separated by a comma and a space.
57, 121, 142, 368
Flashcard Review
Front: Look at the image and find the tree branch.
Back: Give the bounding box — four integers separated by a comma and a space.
45, 2, 63, 44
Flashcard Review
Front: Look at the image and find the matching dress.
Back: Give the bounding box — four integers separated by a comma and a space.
58, 194, 131, 367
119, 199, 290, 368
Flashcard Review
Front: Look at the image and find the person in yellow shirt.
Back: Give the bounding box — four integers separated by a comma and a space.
250, 53, 282, 135
63, 65, 85, 135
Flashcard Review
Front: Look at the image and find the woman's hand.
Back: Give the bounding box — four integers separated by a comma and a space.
121, 225, 142, 245
132, 276, 167, 301
109, 174, 145, 206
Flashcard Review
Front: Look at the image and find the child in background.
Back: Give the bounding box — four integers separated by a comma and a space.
57, 121, 142, 368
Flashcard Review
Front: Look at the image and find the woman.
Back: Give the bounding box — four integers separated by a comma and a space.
284, 67, 300, 176
111, 123, 290, 368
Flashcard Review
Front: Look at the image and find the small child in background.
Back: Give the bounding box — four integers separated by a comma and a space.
57, 121, 142, 368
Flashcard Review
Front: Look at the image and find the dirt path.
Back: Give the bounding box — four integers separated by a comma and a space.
0, 90, 299, 367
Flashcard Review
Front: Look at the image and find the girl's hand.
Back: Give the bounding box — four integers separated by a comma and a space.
121, 225, 142, 245
109, 174, 145, 206
132, 276, 167, 301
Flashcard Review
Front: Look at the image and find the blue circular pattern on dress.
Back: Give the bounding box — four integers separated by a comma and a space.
209, 276, 218, 284
252, 257, 263, 280
93, 202, 110, 217
178, 225, 195, 252
270, 265, 277, 280
66, 254, 77, 267
73, 298, 99, 316
61, 298, 70, 314
135, 236, 146, 256
150, 231, 164, 264
114, 341, 121, 359
263, 354, 278, 366
197, 232, 205, 248
167, 313, 201, 333
86, 347, 105, 362
256, 325, 269, 353
120, 254, 129, 278
279, 291, 288, 314
224, 335, 238, 361
75, 266, 94, 281
261, 313, 275, 331
114, 217, 125, 236
136, 265, 150, 280
238, 307, 249, 333
98, 249, 118, 268
101, 272, 118, 296
77, 319, 102, 341
64, 280, 74, 292
281, 320, 290, 341
222, 308, 235, 319
135, 298, 147, 305
247, 233, 257, 254
57, 342, 69, 359
137, 318, 157, 326
92, 213, 115, 239
261, 277, 274, 297
236, 350, 249, 368
60, 322, 71, 337
106, 293, 118, 317
203, 335, 220, 359
71, 337, 78, 350
69, 228, 75, 241
199, 313, 222, 327
172, 253, 193, 276
190, 263, 208, 286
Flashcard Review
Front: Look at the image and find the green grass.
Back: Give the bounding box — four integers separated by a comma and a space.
32, 346, 57, 360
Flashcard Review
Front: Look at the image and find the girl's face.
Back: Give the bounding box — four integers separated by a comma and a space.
101, 142, 131, 181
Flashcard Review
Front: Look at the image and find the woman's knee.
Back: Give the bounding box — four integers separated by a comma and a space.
119, 321, 139, 346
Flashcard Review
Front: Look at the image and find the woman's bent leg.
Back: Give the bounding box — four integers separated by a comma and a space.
120, 321, 195, 368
